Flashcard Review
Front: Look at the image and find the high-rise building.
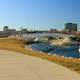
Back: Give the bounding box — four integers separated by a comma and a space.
3, 26, 9, 31
64, 23, 77, 33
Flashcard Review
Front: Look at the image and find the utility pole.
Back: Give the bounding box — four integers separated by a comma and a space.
19, 26, 23, 39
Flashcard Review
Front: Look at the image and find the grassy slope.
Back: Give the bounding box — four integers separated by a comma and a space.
0, 38, 80, 73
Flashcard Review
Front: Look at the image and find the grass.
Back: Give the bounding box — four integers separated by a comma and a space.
0, 38, 80, 73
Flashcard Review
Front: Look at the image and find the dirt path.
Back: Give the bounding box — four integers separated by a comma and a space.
0, 50, 80, 80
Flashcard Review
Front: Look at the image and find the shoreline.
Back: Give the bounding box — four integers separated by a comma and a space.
0, 38, 80, 73
26, 43, 80, 59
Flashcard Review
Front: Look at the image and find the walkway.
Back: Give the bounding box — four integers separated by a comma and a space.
0, 50, 80, 80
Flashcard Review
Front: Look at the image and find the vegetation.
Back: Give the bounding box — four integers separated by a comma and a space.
69, 37, 80, 42
0, 38, 80, 73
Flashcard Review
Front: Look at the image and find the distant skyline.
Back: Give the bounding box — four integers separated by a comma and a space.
0, 0, 80, 31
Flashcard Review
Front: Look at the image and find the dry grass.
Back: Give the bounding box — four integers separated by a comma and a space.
0, 38, 80, 73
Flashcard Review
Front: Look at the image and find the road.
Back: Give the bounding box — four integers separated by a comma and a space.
0, 50, 80, 80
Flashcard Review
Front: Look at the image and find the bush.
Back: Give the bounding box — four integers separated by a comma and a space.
69, 37, 80, 42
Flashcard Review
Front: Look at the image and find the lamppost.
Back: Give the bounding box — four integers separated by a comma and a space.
19, 26, 23, 39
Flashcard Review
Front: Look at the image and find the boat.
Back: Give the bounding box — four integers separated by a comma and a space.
79, 46, 80, 53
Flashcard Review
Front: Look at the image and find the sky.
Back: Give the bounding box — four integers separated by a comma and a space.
0, 0, 80, 31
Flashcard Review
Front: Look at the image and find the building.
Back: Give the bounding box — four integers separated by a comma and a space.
77, 32, 80, 36
50, 29, 58, 33
3, 26, 9, 31
3, 26, 16, 36
64, 23, 77, 33
7, 29, 16, 34
21, 28, 27, 34
0, 31, 9, 37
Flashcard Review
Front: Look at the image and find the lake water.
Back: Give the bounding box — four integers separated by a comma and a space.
50, 46, 80, 58
28, 43, 80, 58
28, 43, 54, 53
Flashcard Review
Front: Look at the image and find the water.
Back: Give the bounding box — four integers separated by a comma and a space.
28, 43, 80, 58
28, 43, 54, 53
50, 46, 80, 58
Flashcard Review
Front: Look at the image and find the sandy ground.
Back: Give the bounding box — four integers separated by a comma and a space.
0, 50, 80, 80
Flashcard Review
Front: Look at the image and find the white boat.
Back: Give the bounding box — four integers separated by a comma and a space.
79, 46, 80, 53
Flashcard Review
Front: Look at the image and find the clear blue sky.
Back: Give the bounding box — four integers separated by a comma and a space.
0, 0, 80, 30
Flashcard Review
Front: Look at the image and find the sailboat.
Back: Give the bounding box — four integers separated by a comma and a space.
79, 46, 80, 53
